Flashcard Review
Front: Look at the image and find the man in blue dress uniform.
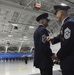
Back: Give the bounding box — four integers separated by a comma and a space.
47, 5, 74, 75
33, 13, 54, 75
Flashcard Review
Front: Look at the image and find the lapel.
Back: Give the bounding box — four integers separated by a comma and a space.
61, 17, 71, 36
63, 17, 71, 26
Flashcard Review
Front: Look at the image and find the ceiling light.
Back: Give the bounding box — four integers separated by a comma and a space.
23, 36, 27, 39
8, 35, 13, 37
29, 26, 34, 28
61, 3, 67, 6
24, 39, 28, 40
20, 39, 28, 42
12, 24, 18, 26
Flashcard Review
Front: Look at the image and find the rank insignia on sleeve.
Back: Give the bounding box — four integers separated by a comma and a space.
42, 34, 46, 43
64, 27, 71, 39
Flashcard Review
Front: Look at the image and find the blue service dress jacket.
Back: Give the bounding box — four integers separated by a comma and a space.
34, 25, 53, 69
51, 17, 74, 73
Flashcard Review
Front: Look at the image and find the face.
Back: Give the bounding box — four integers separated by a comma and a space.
56, 10, 62, 22
42, 19, 49, 27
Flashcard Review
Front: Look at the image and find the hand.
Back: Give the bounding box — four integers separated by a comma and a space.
46, 36, 53, 41
46, 36, 50, 41
51, 54, 60, 64
51, 53, 57, 60
53, 60, 60, 65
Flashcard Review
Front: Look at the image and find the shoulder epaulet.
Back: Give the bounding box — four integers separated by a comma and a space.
67, 18, 74, 23
64, 18, 74, 25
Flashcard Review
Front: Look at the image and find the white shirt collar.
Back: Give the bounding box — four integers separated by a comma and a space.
39, 23, 45, 27
39, 23, 43, 25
